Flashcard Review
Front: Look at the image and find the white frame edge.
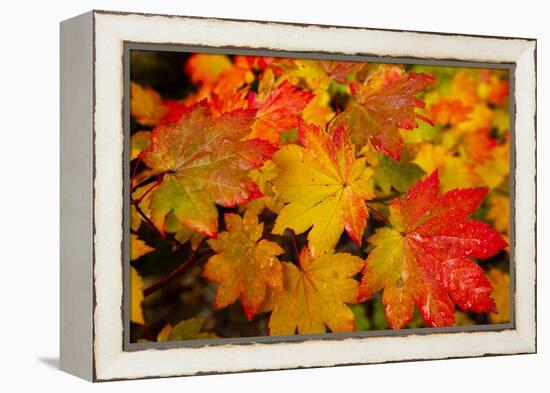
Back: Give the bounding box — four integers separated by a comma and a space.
83, 11, 536, 381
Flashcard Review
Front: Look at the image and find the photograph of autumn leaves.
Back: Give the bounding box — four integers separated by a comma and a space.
128, 50, 511, 343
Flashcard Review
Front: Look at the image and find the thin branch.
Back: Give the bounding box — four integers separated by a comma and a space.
142, 248, 211, 297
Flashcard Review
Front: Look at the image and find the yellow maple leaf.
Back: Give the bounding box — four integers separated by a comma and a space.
486, 193, 510, 245
130, 131, 151, 161
272, 121, 375, 256
130, 82, 167, 127
440, 156, 480, 192
456, 103, 495, 133
184, 54, 232, 86
130, 234, 154, 261
245, 160, 284, 215
130, 267, 145, 325
474, 132, 510, 189
487, 268, 510, 324
266, 247, 364, 335
157, 318, 218, 341
449, 69, 480, 106
302, 89, 335, 129
413, 144, 480, 192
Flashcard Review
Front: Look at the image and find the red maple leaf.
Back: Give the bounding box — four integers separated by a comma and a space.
247, 81, 313, 144
359, 170, 508, 328
342, 70, 435, 160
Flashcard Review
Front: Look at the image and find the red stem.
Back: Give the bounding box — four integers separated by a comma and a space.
289, 229, 300, 262
130, 154, 143, 190
366, 202, 390, 224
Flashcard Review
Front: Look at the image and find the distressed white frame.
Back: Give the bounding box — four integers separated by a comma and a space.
61, 10, 536, 382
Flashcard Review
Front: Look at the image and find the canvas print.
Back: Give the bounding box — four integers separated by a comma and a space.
128, 50, 511, 343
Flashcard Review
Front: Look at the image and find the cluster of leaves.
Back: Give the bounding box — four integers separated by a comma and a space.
130, 52, 511, 341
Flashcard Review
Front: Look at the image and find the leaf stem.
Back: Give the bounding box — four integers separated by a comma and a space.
132, 175, 158, 192
288, 229, 300, 262
130, 155, 143, 189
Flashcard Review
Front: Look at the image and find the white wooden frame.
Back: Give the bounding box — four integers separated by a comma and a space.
60, 10, 537, 382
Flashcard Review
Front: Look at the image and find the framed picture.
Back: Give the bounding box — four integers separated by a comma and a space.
60, 10, 537, 382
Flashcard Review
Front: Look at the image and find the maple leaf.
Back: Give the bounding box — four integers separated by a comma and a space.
141, 101, 277, 237
270, 59, 364, 90
184, 54, 232, 86
130, 234, 154, 261
209, 89, 248, 118
413, 144, 480, 192
266, 247, 364, 335
332, 68, 435, 160
245, 160, 284, 215
213, 64, 255, 99
130, 82, 168, 127
474, 132, 510, 189
486, 193, 510, 246
157, 318, 218, 341
271, 59, 330, 90
130, 131, 151, 161
272, 121, 375, 257
374, 154, 425, 194
429, 99, 472, 126
487, 268, 510, 324
318, 60, 366, 84
463, 127, 497, 163
359, 170, 507, 329
478, 69, 509, 105
456, 103, 495, 133
248, 81, 313, 144
130, 267, 145, 325
203, 211, 284, 320
164, 212, 204, 250
302, 89, 335, 129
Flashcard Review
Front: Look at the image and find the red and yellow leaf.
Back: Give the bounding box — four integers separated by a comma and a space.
429, 99, 472, 127
463, 127, 497, 163
142, 100, 276, 237
130, 131, 152, 161
203, 211, 284, 320
184, 54, 232, 86
272, 121, 375, 256
266, 247, 364, 335
333, 67, 435, 160
359, 170, 507, 328
130, 82, 168, 127
248, 81, 313, 144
